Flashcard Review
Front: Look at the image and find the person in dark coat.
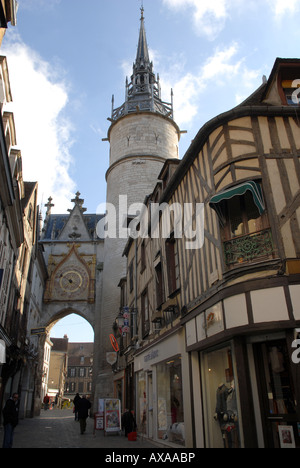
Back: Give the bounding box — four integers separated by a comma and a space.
73, 393, 81, 421
2, 393, 19, 449
77, 394, 91, 434
122, 408, 137, 437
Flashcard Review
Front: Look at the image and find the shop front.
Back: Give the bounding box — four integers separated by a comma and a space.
201, 343, 241, 448
134, 327, 190, 447
184, 282, 300, 448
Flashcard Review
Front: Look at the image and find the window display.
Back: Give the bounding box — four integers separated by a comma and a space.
202, 345, 241, 448
156, 357, 185, 445
136, 371, 147, 434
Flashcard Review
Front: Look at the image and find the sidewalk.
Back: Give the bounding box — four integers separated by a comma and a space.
0, 408, 158, 449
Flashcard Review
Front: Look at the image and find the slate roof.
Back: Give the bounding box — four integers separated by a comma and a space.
42, 213, 105, 241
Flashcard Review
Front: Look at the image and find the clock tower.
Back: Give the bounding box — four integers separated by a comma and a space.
41, 192, 103, 330
93, 7, 181, 400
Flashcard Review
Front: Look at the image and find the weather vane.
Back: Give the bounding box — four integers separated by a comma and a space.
139, 0, 144, 18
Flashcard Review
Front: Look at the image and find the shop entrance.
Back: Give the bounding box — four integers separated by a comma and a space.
254, 339, 300, 448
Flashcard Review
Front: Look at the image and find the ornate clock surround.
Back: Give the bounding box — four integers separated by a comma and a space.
44, 244, 96, 304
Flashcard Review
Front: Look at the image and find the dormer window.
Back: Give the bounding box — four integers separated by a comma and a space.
277, 63, 300, 106
282, 80, 300, 106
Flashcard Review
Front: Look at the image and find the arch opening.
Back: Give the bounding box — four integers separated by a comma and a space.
42, 311, 94, 408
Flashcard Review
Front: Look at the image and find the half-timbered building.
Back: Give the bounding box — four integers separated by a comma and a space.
121, 57, 300, 448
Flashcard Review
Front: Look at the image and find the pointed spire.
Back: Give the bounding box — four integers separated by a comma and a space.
135, 6, 150, 68
110, 6, 174, 122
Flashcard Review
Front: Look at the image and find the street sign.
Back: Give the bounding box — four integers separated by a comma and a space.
31, 327, 46, 336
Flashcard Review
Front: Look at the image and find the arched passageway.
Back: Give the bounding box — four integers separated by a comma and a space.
37, 311, 95, 413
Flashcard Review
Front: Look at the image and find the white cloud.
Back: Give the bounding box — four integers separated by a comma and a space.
2, 37, 76, 213
163, 0, 300, 38
200, 43, 242, 81
162, 0, 229, 39
159, 43, 261, 127
268, 0, 300, 18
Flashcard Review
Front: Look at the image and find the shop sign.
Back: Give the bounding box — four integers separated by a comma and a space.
144, 349, 159, 363
106, 352, 117, 365
31, 327, 46, 336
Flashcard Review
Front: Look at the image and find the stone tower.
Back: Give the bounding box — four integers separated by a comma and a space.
93, 7, 181, 401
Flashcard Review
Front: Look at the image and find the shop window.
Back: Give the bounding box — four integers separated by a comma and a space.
201, 345, 241, 448
136, 371, 147, 434
156, 357, 185, 446
209, 181, 273, 267
255, 340, 300, 448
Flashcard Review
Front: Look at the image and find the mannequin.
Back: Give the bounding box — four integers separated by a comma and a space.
214, 383, 229, 422
214, 381, 239, 448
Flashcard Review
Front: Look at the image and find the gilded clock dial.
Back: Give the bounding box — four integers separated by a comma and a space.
59, 270, 83, 293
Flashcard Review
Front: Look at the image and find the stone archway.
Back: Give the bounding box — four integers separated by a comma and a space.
41, 304, 95, 334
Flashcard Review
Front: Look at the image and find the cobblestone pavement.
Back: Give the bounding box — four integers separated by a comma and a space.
0, 408, 158, 449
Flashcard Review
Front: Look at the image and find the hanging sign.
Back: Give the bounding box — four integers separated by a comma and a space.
106, 352, 117, 365
109, 334, 119, 352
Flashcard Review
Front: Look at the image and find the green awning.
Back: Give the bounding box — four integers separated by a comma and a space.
209, 181, 265, 223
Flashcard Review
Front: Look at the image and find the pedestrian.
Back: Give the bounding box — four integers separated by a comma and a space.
77, 394, 91, 434
2, 393, 19, 449
122, 408, 137, 437
73, 393, 81, 421
43, 394, 50, 411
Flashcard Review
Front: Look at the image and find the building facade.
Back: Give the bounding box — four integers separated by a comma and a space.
48, 335, 68, 406
120, 58, 300, 448
0, 42, 44, 419
65, 342, 93, 400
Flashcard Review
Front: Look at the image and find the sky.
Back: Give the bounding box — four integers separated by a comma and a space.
2, 0, 300, 341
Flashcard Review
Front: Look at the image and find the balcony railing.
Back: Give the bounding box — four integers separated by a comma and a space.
223, 228, 274, 267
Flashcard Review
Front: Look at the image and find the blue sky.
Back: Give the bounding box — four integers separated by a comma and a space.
3, 0, 300, 341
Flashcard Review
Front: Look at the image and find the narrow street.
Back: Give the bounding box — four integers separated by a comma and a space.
0, 408, 158, 449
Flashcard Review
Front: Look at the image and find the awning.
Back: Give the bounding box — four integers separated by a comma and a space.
209, 181, 265, 223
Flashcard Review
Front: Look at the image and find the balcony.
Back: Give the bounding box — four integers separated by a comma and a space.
223, 228, 274, 267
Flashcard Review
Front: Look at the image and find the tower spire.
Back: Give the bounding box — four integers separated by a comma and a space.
135, 5, 149, 68
110, 6, 174, 122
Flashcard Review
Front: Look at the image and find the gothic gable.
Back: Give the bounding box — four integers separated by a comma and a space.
44, 245, 96, 303
57, 205, 91, 242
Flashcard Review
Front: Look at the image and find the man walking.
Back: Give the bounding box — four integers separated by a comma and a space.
77, 394, 91, 435
2, 393, 19, 448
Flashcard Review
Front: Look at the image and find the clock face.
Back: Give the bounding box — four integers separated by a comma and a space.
53, 264, 89, 300
59, 270, 83, 293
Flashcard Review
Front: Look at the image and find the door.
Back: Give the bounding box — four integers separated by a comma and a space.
255, 339, 300, 448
